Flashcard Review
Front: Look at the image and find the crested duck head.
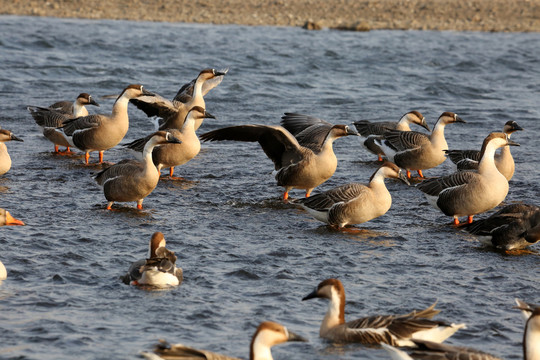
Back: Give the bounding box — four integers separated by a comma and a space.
250, 321, 307, 360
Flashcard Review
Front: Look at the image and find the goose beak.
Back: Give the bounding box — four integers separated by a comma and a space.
346, 126, 360, 136
512, 123, 523, 131
398, 170, 410, 185
214, 70, 227, 77
5, 211, 25, 226
204, 110, 216, 119
454, 115, 466, 123
11, 134, 23, 142
507, 139, 520, 146
142, 88, 156, 97
302, 288, 318, 301
89, 98, 100, 107
287, 330, 308, 343
420, 121, 431, 132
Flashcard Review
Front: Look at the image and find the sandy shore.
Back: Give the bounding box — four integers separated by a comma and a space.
1, 0, 539, 32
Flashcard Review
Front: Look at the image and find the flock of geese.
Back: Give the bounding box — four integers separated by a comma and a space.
0, 67, 539, 360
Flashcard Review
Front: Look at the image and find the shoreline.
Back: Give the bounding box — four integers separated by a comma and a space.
1, 0, 539, 32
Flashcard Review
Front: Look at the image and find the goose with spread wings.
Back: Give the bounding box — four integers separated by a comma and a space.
200, 113, 358, 200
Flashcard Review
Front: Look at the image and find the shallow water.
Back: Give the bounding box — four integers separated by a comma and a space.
0, 15, 539, 360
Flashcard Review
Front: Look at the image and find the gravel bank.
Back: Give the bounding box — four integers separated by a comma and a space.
1, 0, 539, 32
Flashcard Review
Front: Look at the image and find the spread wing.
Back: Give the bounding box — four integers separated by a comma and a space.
130, 93, 179, 120
383, 130, 430, 152
200, 125, 305, 170
281, 113, 332, 152
353, 120, 396, 136
295, 183, 367, 210
173, 71, 227, 105
61, 114, 103, 136
28, 106, 73, 127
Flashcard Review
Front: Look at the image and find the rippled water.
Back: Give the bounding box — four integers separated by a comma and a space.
0, 15, 539, 360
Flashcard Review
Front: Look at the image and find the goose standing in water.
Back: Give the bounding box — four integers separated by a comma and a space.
200, 113, 358, 200
303, 278, 465, 345
125, 106, 215, 179
61, 84, 155, 164
0, 208, 24, 226
445, 120, 523, 181
27, 93, 99, 154
353, 111, 429, 161
121, 231, 183, 287
376, 112, 466, 178
130, 68, 227, 131
94, 131, 181, 210
141, 321, 307, 360
463, 203, 540, 251
0, 129, 23, 176
381, 305, 540, 360
294, 162, 409, 231
417, 132, 519, 225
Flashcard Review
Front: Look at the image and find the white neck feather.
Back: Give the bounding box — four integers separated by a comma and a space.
72, 102, 88, 117
525, 316, 540, 360
251, 333, 274, 360
321, 288, 342, 334
478, 142, 500, 174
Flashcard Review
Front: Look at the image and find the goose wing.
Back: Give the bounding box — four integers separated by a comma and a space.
409, 340, 501, 360
121, 258, 146, 284
94, 160, 143, 185
130, 93, 179, 120
353, 120, 396, 136
28, 106, 72, 128
295, 183, 367, 210
444, 149, 481, 164
61, 114, 103, 136
416, 171, 477, 197
383, 130, 430, 152
281, 113, 333, 152
200, 125, 304, 170
48, 100, 73, 114
145, 340, 240, 360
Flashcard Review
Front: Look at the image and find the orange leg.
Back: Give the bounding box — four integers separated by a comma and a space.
169, 167, 174, 178
377, 154, 383, 162
406, 170, 412, 178
417, 170, 424, 178
282, 191, 289, 201
54, 145, 59, 153
137, 204, 143, 210
98, 151, 104, 163
84, 152, 90, 164
467, 215, 474, 224
453, 217, 460, 226
106, 203, 112, 210
305, 190, 312, 198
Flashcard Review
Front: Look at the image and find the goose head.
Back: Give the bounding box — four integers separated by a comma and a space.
198, 68, 228, 81
404, 110, 430, 131
186, 106, 216, 122
0, 129, 23, 143
116, 84, 155, 102
329, 124, 359, 139
76, 93, 99, 107
376, 161, 410, 185
503, 120, 523, 136
437, 112, 466, 126
249, 321, 307, 360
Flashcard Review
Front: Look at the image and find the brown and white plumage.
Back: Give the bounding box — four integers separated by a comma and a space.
417, 132, 519, 225
131, 68, 227, 131
376, 112, 466, 178
353, 111, 429, 161
445, 120, 523, 181
121, 232, 183, 287
382, 305, 540, 360
463, 203, 540, 250
200, 113, 358, 199
27, 93, 99, 153
0, 208, 25, 226
62, 85, 154, 164
294, 162, 409, 229
303, 278, 465, 346
94, 131, 181, 210
141, 321, 307, 360
125, 106, 215, 179
0, 129, 24, 176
